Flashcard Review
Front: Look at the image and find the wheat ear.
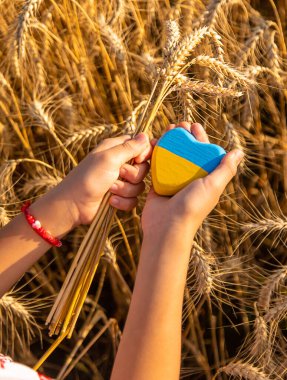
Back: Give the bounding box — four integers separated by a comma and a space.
215, 360, 270, 380
15, 0, 43, 60
258, 266, 287, 311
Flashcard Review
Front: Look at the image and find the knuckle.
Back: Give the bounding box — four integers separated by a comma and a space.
122, 183, 133, 197
98, 151, 111, 163
122, 139, 135, 154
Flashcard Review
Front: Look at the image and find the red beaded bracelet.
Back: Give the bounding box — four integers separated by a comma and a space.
21, 201, 62, 247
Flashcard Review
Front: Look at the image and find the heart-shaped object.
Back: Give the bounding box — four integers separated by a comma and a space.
151, 127, 226, 196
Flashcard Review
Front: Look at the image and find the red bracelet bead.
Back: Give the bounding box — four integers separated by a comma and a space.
21, 201, 62, 247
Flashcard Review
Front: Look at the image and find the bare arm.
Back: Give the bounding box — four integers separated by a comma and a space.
0, 133, 150, 297
0, 191, 76, 296
111, 122, 244, 380
110, 224, 195, 380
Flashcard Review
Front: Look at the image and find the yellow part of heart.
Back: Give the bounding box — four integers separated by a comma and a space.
151, 146, 208, 196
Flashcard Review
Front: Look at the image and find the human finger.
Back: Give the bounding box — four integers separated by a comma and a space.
166, 123, 176, 132
93, 135, 132, 153
110, 180, 145, 198
190, 123, 209, 143
109, 196, 138, 211
108, 133, 150, 166
150, 138, 157, 147
176, 121, 191, 132
203, 149, 244, 196
134, 142, 153, 164
120, 162, 150, 184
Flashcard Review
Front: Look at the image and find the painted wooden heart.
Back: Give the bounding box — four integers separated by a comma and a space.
151, 127, 226, 196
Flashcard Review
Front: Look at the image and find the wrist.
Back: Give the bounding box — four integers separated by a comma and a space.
142, 221, 196, 255
29, 189, 78, 241
143, 216, 198, 243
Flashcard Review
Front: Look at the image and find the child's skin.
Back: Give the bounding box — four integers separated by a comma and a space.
0, 122, 243, 379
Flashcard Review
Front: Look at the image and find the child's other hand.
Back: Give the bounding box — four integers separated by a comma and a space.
53, 133, 151, 227
142, 122, 244, 240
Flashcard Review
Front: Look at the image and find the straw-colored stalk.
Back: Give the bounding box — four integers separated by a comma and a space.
258, 266, 287, 311
44, 24, 250, 345
29, 100, 78, 167
215, 360, 270, 380
15, 0, 43, 60
0, 292, 41, 357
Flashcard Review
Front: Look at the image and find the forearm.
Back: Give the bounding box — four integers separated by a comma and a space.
0, 190, 75, 296
111, 225, 195, 380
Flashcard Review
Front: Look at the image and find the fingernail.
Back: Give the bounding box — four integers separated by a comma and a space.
110, 184, 118, 192
134, 133, 148, 144
232, 150, 244, 165
110, 197, 119, 206
120, 167, 127, 177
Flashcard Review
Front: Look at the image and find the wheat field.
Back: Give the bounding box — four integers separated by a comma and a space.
0, 0, 287, 379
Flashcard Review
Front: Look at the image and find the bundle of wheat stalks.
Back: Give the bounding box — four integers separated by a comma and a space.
0, 0, 287, 378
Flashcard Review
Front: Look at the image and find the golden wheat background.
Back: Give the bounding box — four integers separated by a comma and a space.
0, 0, 287, 379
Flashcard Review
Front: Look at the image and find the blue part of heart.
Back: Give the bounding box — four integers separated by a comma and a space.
157, 127, 226, 173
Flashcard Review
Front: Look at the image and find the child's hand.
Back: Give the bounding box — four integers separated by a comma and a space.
142, 122, 244, 240
50, 133, 151, 227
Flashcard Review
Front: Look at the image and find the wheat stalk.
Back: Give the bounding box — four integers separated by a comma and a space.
29, 100, 78, 167
163, 20, 181, 58
0, 207, 10, 227
97, 14, 127, 62
188, 244, 214, 299
15, 0, 43, 61
242, 303, 272, 368
205, 0, 243, 28
216, 360, 270, 380
43, 17, 251, 354
191, 55, 254, 86
1, 0, 285, 375
20, 174, 62, 197
0, 292, 41, 357
108, 0, 125, 26
258, 266, 287, 311
171, 78, 243, 97
0, 158, 60, 204
264, 296, 287, 323
64, 124, 118, 153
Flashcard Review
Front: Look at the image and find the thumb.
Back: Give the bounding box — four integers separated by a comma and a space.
110, 133, 150, 166
203, 149, 244, 195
